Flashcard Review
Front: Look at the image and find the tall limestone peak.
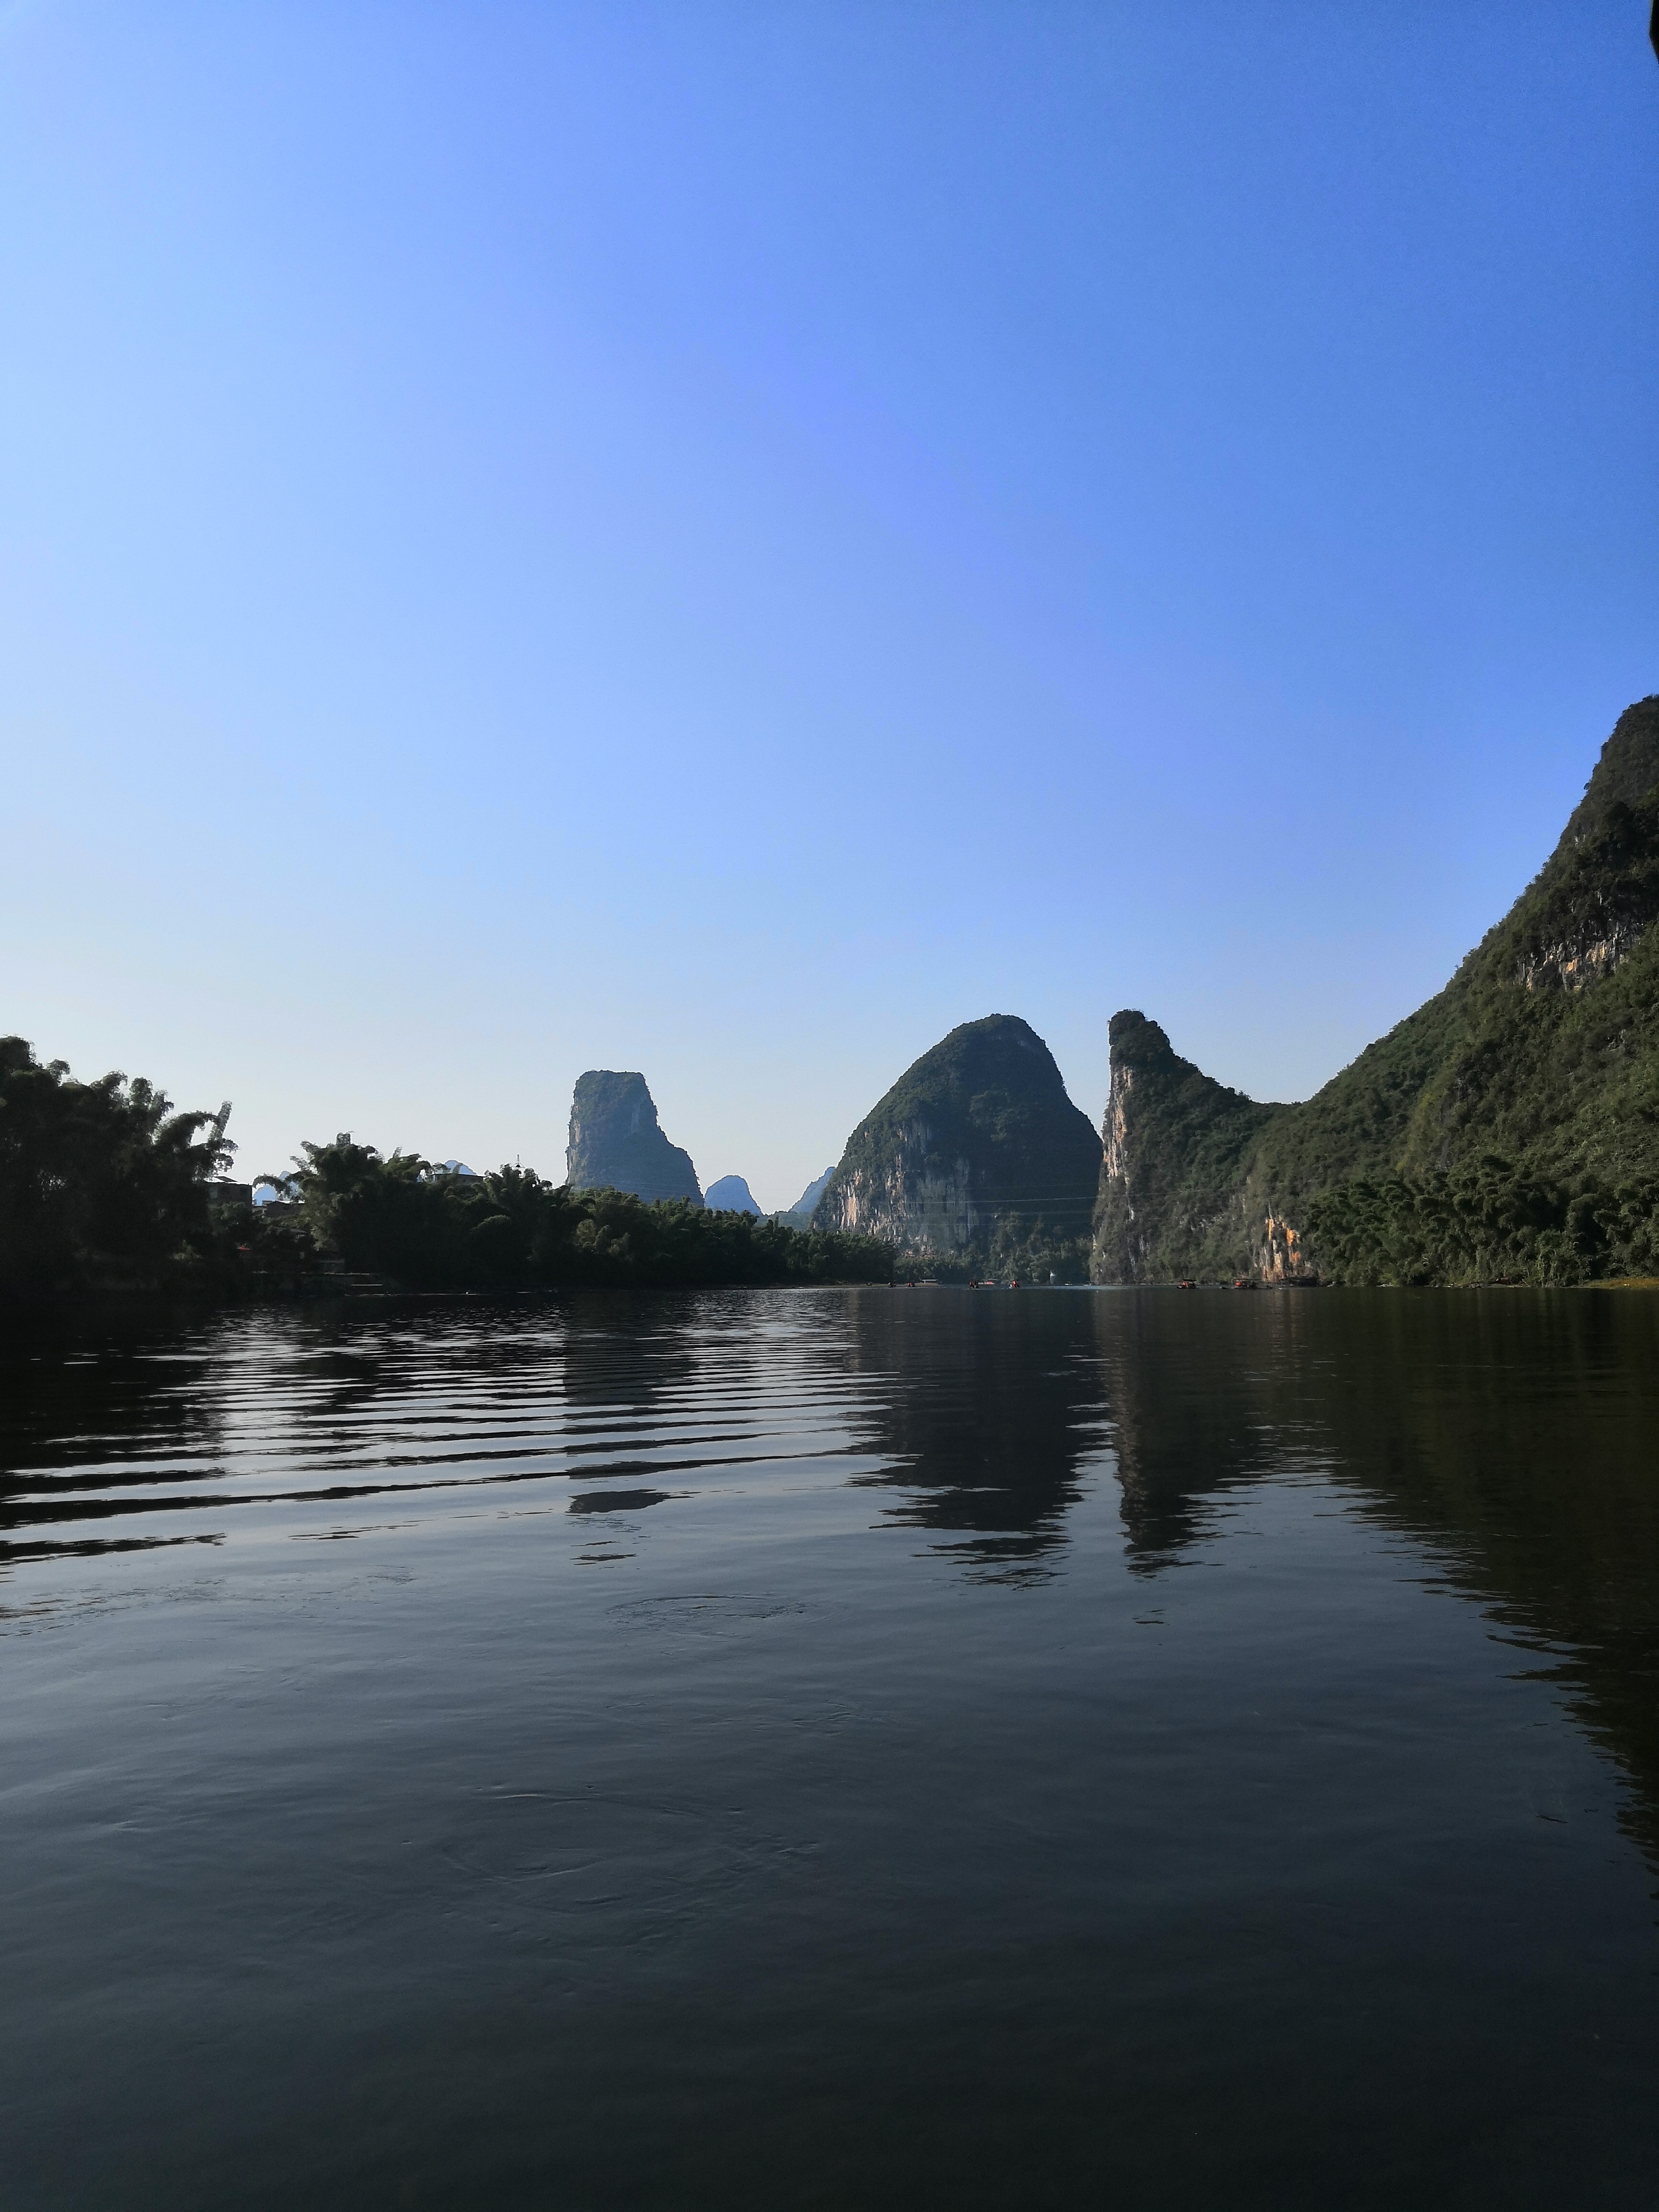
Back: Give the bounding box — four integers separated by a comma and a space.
1093, 1013, 1282, 1283
565, 1071, 703, 1206
815, 1013, 1101, 1275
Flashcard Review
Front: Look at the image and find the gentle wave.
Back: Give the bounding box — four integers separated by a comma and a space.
0, 1296, 897, 1556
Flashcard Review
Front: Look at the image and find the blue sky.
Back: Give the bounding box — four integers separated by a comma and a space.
3, 2, 1656, 1209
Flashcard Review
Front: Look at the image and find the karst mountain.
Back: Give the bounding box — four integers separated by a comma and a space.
812, 1014, 1101, 1277
565, 1070, 703, 1207
1094, 696, 1659, 1285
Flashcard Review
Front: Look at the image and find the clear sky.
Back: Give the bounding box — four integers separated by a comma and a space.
3, 2, 1656, 1209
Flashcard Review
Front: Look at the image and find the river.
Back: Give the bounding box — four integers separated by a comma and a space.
3, 1286, 1657, 2207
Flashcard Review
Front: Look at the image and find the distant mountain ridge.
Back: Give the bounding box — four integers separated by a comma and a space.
814, 1014, 1101, 1277
775, 1166, 834, 1229
704, 1175, 762, 1215
1093, 697, 1659, 1285
565, 1071, 703, 1206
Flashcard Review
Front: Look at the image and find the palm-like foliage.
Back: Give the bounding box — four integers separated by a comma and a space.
282, 1135, 893, 1288
0, 1035, 234, 1292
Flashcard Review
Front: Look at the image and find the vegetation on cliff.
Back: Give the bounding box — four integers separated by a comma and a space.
1304, 1160, 1659, 1288
1089, 1013, 1284, 1283
1093, 697, 1659, 1286
816, 1014, 1102, 1280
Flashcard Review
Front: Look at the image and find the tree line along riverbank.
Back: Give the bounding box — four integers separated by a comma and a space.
0, 1038, 892, 1300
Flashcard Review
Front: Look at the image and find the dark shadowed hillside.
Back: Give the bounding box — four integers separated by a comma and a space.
816, 1015, 1102, 1278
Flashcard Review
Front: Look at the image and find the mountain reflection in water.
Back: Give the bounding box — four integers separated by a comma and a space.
1102, 1290, 1659, 1863
840, 1294, 1109, 1581
2, 1286, 1659, 2210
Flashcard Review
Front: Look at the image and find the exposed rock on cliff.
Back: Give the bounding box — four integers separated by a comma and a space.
1091, 696, 1659, 1285
704, 1175, 762, 1215
815, 1014, 1102, 1276
1090, 1013, 1283, 1283
565, 1071, 703, 1206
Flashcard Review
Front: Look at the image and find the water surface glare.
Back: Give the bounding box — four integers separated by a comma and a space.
3, 1286, 1658, 2208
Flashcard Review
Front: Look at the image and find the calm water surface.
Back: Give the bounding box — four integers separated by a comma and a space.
3, 1286, 1658, 2208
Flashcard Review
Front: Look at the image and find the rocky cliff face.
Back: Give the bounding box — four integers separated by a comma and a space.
1090, 1013, 1282, 1283
1090, 696, 1659, 1284
816, 1014, 1101, 1275
565, 1071, 703, 1206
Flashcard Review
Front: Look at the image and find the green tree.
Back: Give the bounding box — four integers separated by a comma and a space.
0, 1035, 234, 1293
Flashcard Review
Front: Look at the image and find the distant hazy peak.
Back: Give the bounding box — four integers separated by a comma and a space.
787, 1166, 834, 1218
704, 1175, 763, 1215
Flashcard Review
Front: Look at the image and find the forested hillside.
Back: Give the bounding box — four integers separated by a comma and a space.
1093, 697, 1659, 1286
815, 1014, 1102, 1280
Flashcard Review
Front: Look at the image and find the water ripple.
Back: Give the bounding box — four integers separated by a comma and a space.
0, 1297, 890, 1557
